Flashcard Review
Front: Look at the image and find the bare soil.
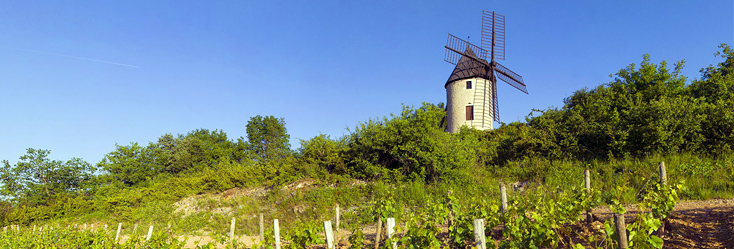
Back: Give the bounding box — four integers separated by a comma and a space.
579, 199, 734, 249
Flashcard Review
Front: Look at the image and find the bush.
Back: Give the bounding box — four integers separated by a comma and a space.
345, 103, 475, 182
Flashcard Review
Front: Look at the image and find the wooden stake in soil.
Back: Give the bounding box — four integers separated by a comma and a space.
658, 161, 667, 235
500, 183, 508, 213
447, 190, 455, 228
259, 214, 264, 243
614, 214, 628, 249
335, 204, 340, 243
274, 219, 281, 249
473, 219, 486, 249
335, 204, 340, 232
145, 226, 153, 241
374, 217, 382, 249
133, 223, 138, 236
386, 218, 396, 249
229, 218, 236, 243
585, 169, 593, 223
115, 223, 122, 242
324, 220, 335, 249
659, 161, 667, 186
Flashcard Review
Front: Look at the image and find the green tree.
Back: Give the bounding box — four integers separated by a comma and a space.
97, 142, 156, 187
298, 134, 346, 176
99, 129, 240, 187
244, 115, 291, 162
152, 129, 238, 174
688, 44, 734, 154
0, 148, 95, 204
345, 103, 475, 182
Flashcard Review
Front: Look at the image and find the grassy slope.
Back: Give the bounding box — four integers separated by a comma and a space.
50, 152, 733, 238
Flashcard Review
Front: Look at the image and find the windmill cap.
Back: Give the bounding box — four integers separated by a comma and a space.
445, 47, 492, 88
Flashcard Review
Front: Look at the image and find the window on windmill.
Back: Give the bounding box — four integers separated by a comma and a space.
466, 81, 472, 89
466, 106, 474, 120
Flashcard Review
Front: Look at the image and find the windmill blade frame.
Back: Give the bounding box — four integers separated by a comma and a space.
481, 10, 505, 61
494, 62, 528, 94
444, 34, 488, 66
492, 77, 500, 121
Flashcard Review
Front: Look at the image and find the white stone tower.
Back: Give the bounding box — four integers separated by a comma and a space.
445, 47, 494, 133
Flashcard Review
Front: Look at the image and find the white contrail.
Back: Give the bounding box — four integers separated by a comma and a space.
0, 46, 139, 68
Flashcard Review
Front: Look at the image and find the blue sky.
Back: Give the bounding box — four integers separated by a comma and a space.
1, 1, 732, 165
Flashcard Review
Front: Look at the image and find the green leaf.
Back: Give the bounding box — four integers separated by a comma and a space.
649, 235, 664, 248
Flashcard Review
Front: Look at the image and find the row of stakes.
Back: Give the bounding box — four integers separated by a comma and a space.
2, 223, 156, 242
2, 162, 668, 249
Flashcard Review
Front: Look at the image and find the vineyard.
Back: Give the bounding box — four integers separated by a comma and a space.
3, 163, 702, 249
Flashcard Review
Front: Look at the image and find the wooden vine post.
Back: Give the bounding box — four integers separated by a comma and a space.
145, 226, 153, 241
500, 183, 508, 213
324, 220, 335, 249
659, 161, 667, 186
472, 219, 486, 249
115, 223, 122, 242
585, 169, 593, 223
274, 219, 281, 249
259, 214, 264, 243
335, 204, 340, 243
385, 218, 396, 249
447, 190, 455, 228
335, 204, 340, 232
229, 218, 236, 243
374, 217, 382, 249
614, 213, 628, 249
658, 161, 667, 235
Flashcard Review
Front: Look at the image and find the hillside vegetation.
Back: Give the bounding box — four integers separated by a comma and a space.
1, 44, 732, 237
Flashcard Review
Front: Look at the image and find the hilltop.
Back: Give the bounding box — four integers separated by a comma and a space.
0, 44, 732, 248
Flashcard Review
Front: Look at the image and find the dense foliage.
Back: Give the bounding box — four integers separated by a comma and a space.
0, 148, 95, 206
480, 44, 734, 165
245, 115, 291, 163
345, 103, 475, 182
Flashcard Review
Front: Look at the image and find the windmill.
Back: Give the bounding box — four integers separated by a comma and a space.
443, 10, 528, 133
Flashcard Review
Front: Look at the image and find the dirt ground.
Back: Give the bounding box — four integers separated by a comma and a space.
583, 199, 734, 249
174, 199, 734, 248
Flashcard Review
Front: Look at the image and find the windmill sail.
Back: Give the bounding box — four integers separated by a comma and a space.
481, 11, 505, 61
494, 62, 528, 94
492, 78, 500, 121
444, 34, 487, 66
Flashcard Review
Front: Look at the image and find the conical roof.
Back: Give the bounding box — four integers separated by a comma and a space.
445, 47, 491, 88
